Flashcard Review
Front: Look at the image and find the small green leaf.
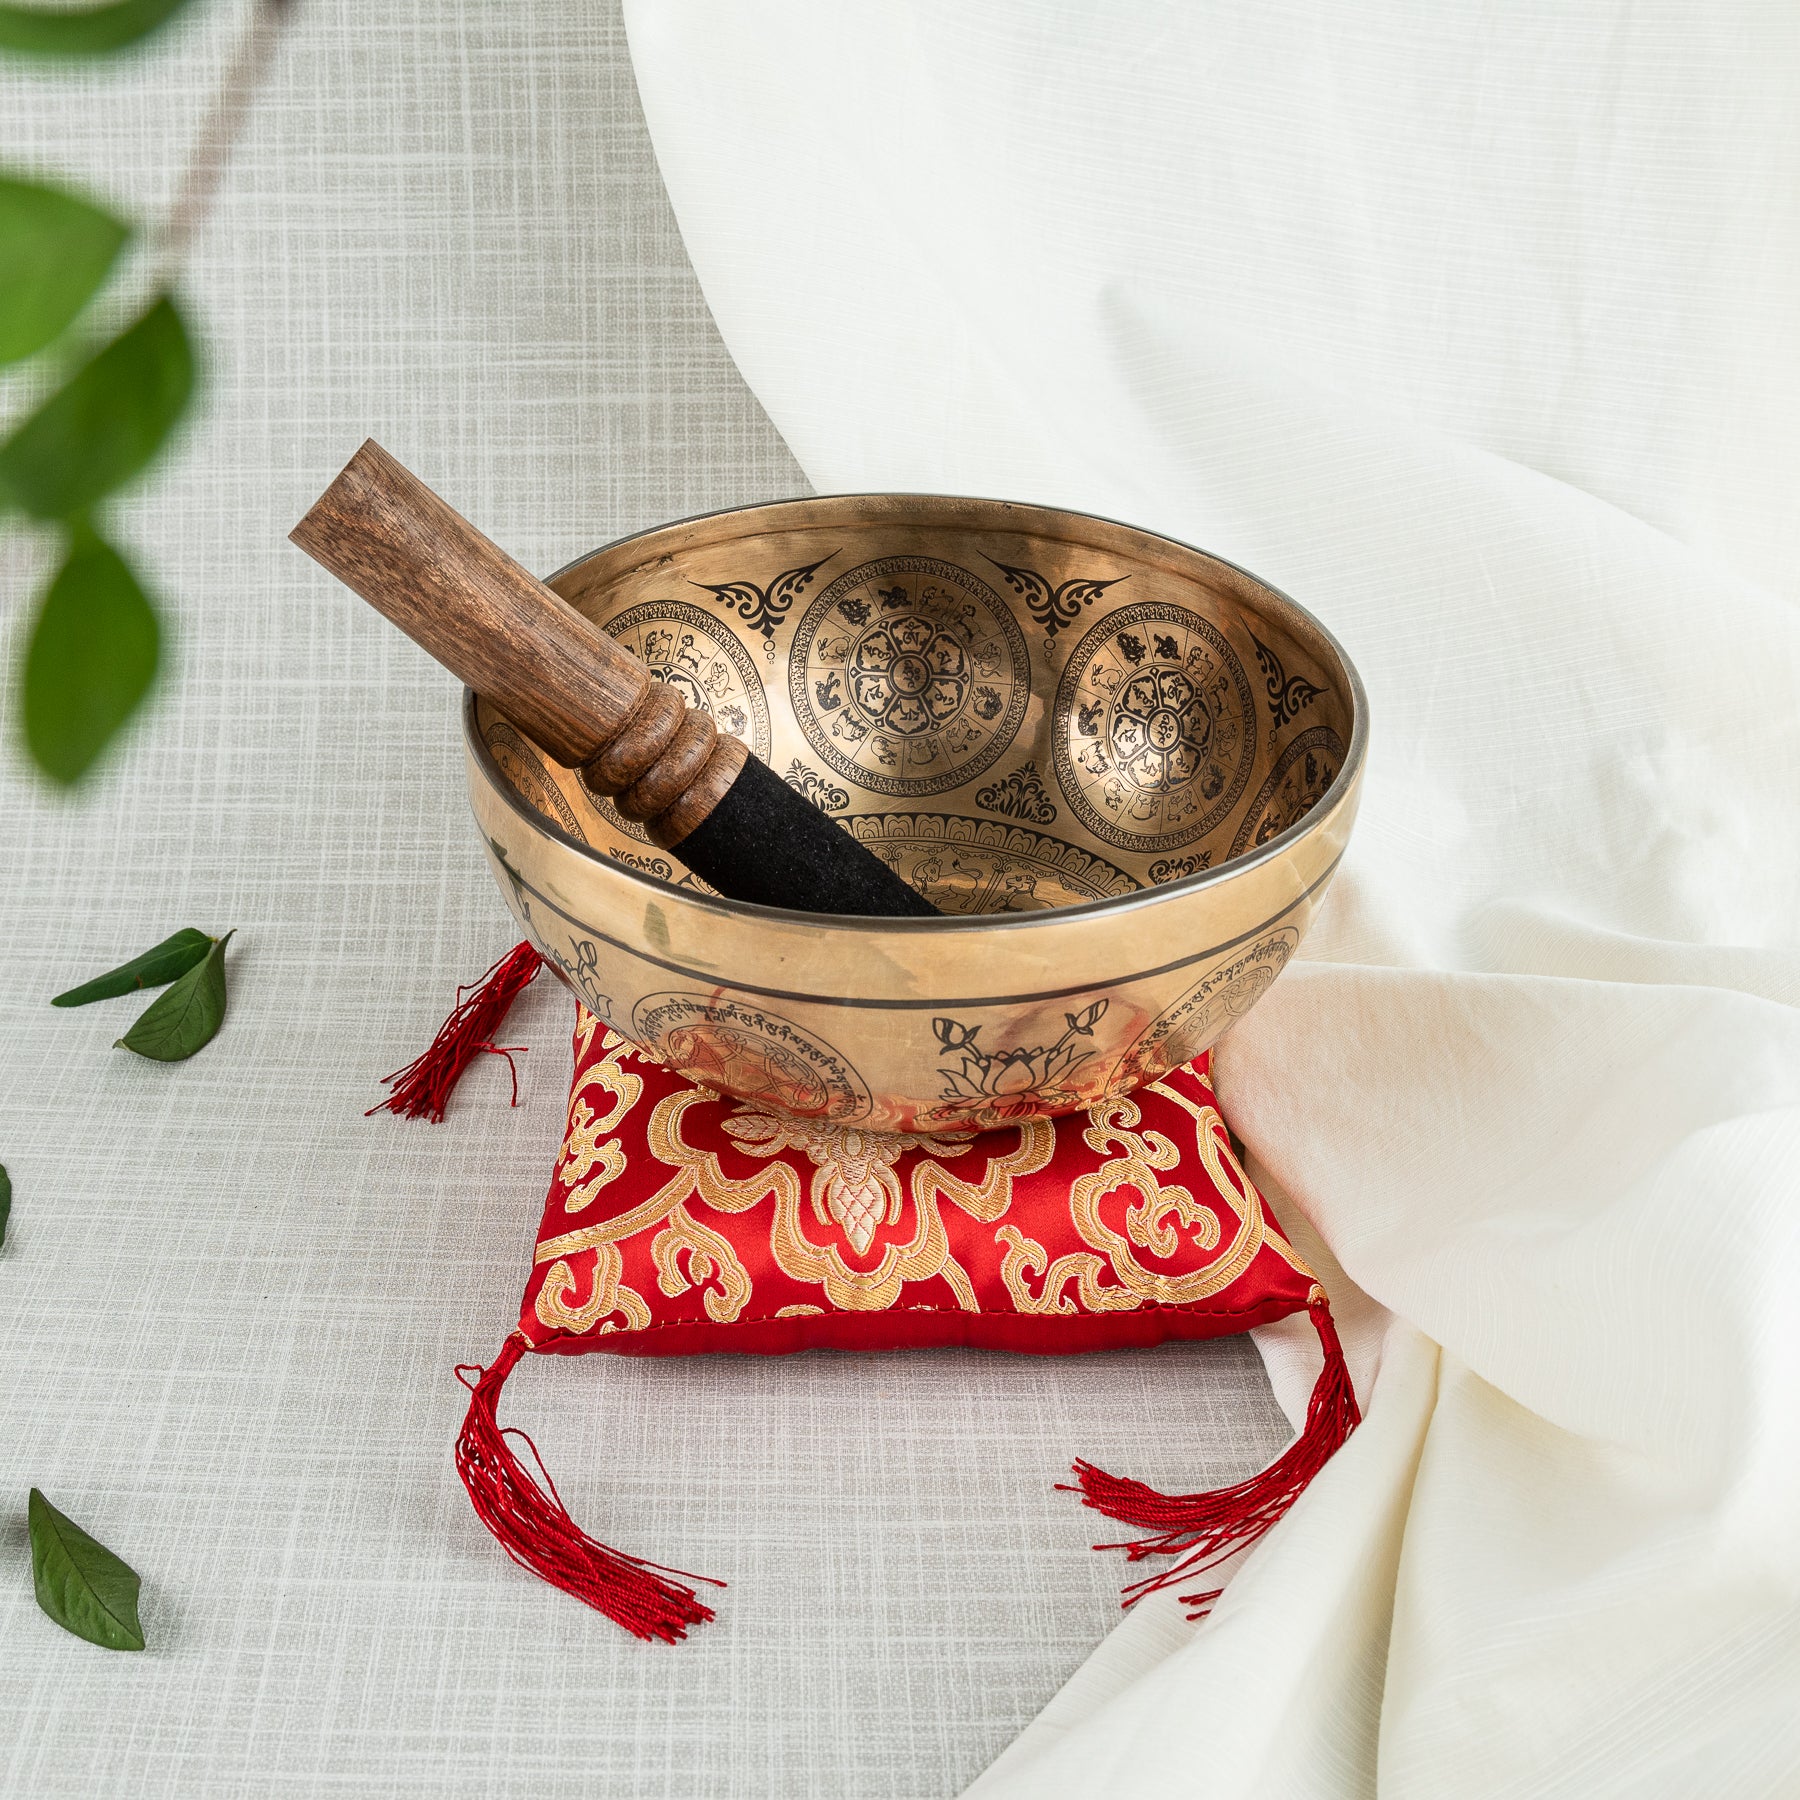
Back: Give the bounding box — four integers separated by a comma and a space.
0, 0, 193, 57
115, 928, 232, 1060
29, 1489, 145, 1651
0, 176, 128, 365
0, 1164, 10, 1247
52, 928, 213, 1006
23, 524, 161, 784
0, 293, 194, 519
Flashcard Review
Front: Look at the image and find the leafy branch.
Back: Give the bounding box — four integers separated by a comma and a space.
1, 0, 290, 785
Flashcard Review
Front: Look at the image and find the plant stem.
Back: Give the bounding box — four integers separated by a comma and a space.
157, 0, 295, 281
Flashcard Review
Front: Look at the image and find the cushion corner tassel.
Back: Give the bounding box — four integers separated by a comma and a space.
453, 1331, 724, 1644
368, 941, 545, 1123
425, 950, 1362, 1639
1064, 1289, 1359, 1618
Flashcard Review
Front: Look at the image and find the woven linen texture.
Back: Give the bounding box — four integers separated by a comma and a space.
0, 6, 1290, 1797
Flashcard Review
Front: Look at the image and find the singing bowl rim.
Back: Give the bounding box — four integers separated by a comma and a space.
464, 491, 1369, 932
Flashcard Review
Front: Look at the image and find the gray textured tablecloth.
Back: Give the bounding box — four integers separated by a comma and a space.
0, 6, 1287, 1794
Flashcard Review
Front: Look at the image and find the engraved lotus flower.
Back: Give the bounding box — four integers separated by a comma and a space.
930, 1004, 1108, 1121
849, 616, 968, 737
1109, 668, 1209, 794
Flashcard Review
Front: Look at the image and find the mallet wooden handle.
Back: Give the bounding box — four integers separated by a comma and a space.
290, 439, 743, 847
291, 441, 938, 918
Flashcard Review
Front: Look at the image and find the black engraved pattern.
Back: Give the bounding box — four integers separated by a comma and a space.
1051, 600, 1257, 854
692, 553, 836, 657
603, 599, 770, 754
1111, 928, 1300, 1090
483, 720, 588, 844
540, 926, 616, 1023
981, 556, 1125, 639
1228, 725, 1344, 858
926, 1000, 1109, 1128
1147, 851, 1212, 884
843, 813, 1138, 913
485, 840, 618, 1018
783, 760, 850, 814
789, 556, 1030, 798
610, 847, 675, 881
1250, 630, 1325, 728
974, 760, 1058, 824
607, 846, 710, 893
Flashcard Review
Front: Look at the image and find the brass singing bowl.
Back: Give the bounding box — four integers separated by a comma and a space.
466, 495, 1366, 1131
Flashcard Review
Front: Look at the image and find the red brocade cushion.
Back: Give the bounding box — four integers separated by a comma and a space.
521, 1009, 1326, 1358
453, 992, 1357, 1643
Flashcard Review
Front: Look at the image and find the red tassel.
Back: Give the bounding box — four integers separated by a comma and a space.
368, 942, 545, 1122
1065, 1292, 1359, 1619
455, 1335, 723, 1642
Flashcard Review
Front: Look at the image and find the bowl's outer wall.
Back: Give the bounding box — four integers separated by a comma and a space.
466, 495, 1364, 1131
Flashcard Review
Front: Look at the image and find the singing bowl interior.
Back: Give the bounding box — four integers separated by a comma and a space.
466, 494, 1365, 1130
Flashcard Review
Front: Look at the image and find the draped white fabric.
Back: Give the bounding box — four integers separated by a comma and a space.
624, 3, 1800, 1792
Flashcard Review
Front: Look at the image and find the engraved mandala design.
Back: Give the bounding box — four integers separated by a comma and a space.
790, 556, 1029, 797
631, 993, 870, 1123
844, 813, 1138, 913
1052, 601, 1257, 853
1112, 927, 1300, 1089
483, 719, 587, 843
1228, 726, 1344, 858
598, 599, 771, 840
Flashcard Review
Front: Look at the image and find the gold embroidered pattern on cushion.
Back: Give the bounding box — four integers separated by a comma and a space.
557, 1038, 642, 1214
720, 1113, 968, 1255
524, 1028, 1291, 1334
625, 1085, 1056, 1312
535, 1241, 653, 1334
1068, 1083, 1264, 1303
715, 1106, 1051, 1313
651, 1203, 752, 1323
531, 1067, 1057, 1317
534, 1090, 755, 1269
995, 1225, 1140, 1314
1154, 1057, 1317, 1283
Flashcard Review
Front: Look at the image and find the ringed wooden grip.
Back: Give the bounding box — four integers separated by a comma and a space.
290, 440, 738, 849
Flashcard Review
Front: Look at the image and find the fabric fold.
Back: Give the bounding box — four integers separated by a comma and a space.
624, 2, 1800, 1789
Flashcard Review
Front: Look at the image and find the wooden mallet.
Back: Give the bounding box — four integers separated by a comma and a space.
292, 441, 937, 918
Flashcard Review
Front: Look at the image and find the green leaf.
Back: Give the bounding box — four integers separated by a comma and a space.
52, 928, 213, 1006
115, 927, 231, 1060
23, 524, 161, 784
0, 176, 128, 365
0, 1163, 10, 1247
0, 293, 194, 519
0, 0, 193, 57
29, 1488, 145, 1651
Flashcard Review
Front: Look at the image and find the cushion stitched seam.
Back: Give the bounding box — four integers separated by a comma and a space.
526, 1291, 1301, 1343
